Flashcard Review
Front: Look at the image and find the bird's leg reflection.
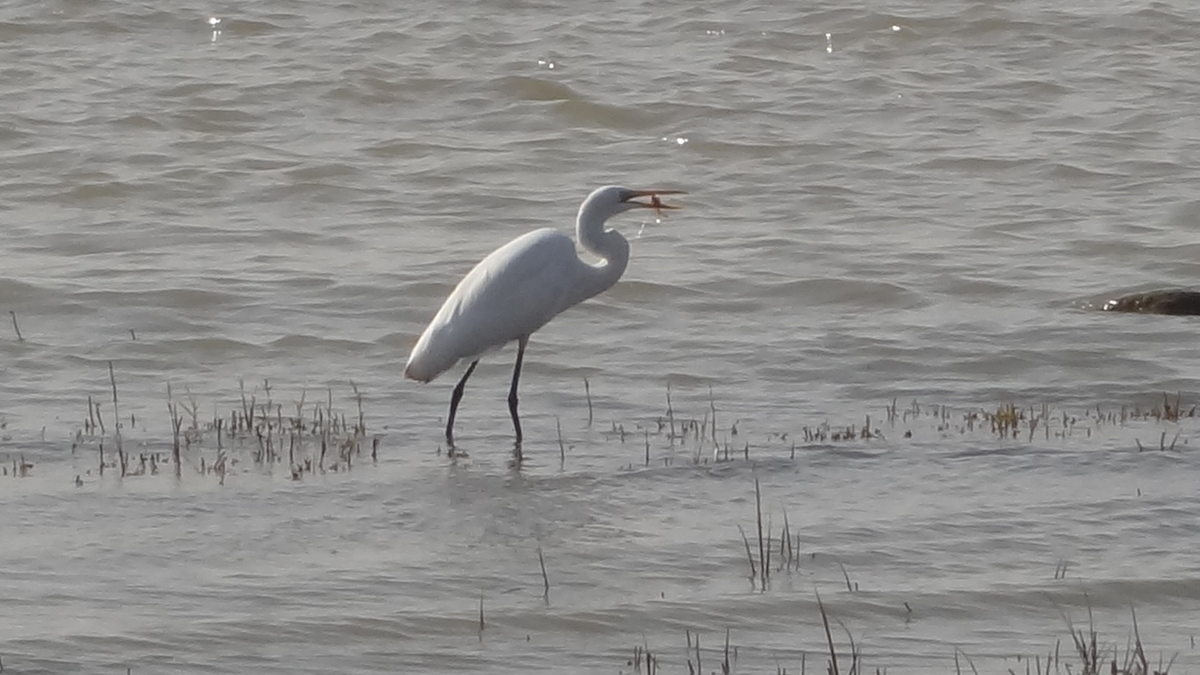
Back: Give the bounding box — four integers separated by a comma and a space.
508, 336, 528, 446
446, 360, 479, 447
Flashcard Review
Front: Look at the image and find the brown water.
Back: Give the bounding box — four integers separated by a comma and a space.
2, 0, 1200, 672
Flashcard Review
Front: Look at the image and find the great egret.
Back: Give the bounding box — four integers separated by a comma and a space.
404, 185, 685, 446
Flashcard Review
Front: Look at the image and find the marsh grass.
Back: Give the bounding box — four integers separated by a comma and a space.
736, 478, 806, 592
720, 477, 1180, 675
621, 600, 1174, 675
1056, 602, 1177, 675
600, 388, 1195, 475
621, 600, 864, 675
57, 371, 378, 484
5, 385, 1195, 481
627, 643, 659, 674
684, 629, 738, 675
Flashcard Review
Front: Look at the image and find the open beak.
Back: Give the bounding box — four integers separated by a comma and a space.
626, 189, 685, 213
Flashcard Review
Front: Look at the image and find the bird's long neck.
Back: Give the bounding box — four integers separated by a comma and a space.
570, 201, 631, 305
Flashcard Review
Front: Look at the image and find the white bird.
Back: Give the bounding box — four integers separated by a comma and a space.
404, 185, 685, 446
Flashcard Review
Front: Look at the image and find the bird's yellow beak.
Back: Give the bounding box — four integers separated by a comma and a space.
626, 189, 685, 213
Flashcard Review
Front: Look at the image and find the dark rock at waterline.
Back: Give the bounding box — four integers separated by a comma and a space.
1101, 289, 1200, 315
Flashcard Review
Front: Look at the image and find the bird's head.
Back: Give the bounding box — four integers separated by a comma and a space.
583, 185, 686, 218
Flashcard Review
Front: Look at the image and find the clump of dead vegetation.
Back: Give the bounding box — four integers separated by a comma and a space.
60, 363, 380, 484
597, 385, 1194, 473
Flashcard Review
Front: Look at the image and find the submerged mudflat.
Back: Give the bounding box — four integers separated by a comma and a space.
3, 383, 1198, 674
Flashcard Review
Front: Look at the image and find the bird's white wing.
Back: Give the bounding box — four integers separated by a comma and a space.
405, 229, 581, 382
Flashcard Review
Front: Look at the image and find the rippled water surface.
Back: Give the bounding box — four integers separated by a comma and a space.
3, 0, 1200, 672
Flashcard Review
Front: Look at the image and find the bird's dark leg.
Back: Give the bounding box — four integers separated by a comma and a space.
446, 360, 478, 446
508, 336, 528, 446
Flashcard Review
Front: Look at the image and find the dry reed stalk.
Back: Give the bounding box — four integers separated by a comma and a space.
817, 593, 839, 675
631, 643, 658, 675
326, 386, 334, 436
831, 614, 861, 674
839, 562, 854, 592
721, 628, 732, 675
166, 383, 183, 477
9, 310, 23, 342
1130, 607, 1151, 675
736, 524, 756, 584
584, 378, 593, 425
108, 362, 126, 477
537, 543, 550, 601
351, 380, 364, 437
780, 507, 793, 572
235, 380, 247, 432
1060, 596, 1100, 674
764, 513, 771, 579
709, 386, 717, 443
556, 416, 565, 462
183, 387, 200, 433
293, 390, 307, 430
952, 647, 979, 675
1054, 560, 1070, 580
666, 384, 676, 445
754, 478, 767, 588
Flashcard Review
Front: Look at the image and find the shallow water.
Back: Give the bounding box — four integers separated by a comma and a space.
3, 0, 1200, 672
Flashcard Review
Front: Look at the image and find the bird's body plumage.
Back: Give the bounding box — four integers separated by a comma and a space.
404, 185, 682, 446
404, 228, 611, 382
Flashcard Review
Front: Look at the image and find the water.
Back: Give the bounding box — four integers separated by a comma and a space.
2, 0, 1199, 672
